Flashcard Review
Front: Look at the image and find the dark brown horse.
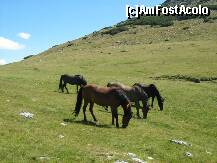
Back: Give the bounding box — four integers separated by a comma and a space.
133, 83, 164, 111
107, 82, 149, 119
73, 84, 132, 128
59, 74, 87, 93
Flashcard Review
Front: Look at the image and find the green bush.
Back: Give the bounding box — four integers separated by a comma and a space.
23, 55, 34, 60
117, 16, 174, 27
102, 26, 129, 35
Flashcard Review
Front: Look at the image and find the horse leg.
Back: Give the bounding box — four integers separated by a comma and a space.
63, 83, 69, 94
151, 96, 154, 108
82, 101, 88, 122
76, 85, 79, 93
61, 82, 64, 92
111, 107, 118, 127
142, 100, 149, 119
135, 101, 141, 119
61, 85, 64, 92
113, 107, 119, 128
111, 109, 115, 125
89, 102, 97, 122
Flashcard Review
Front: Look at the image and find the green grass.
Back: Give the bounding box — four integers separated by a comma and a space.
0, 17, 217, 162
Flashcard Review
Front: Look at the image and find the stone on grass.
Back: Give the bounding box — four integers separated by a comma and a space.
19, 112, 34, 119
185, 152, 193, 157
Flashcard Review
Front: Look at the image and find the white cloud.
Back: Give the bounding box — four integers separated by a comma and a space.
0, 37, 24, 50
0, 59, 6, 65
18, 32, 31, 40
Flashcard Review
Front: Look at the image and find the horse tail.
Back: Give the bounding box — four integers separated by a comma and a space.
59, 75, 63, 90
74, 87, 83, 116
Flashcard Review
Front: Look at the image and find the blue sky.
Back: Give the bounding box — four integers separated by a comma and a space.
0, 0, 164, 64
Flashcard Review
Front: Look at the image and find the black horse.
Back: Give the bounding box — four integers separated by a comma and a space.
59, 74, 87, 93
133, 83, 164, 111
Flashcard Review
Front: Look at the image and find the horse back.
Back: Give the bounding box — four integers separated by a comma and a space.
82, 84, 122, 107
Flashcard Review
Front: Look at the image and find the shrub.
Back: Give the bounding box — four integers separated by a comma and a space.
102, 26, 129, 35
117, 16, 174, 27
23, 55, 34, 60
182, 26, 190, 30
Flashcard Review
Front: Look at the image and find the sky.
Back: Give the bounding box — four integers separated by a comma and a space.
0, 0, 164, 65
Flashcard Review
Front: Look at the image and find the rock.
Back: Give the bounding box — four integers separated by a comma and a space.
185, 152, 193, 157
58, 134, 64, 139
206, 150, 212, 155
39, 156, 50, 160
132, 157, 147, 163
127, 152, 136, 158
19, 112, 34, 119
114, 160, 128, 163
169, 139, 192, 146
147, 156, 154, 160
127, 152, 147, 163
60, 122, 67, 126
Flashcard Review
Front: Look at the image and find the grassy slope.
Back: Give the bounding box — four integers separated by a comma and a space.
0, 18, 217, 162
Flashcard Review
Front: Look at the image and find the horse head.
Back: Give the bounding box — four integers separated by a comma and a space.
158, 97, 164, 111
122, 103, 132, 128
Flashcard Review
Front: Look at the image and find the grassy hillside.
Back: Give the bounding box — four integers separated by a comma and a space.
0, 15, 217, 162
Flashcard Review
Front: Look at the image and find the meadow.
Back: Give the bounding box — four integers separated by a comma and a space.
0, 18, 217, 162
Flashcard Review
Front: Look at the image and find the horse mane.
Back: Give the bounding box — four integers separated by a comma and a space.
108, 82, 132, 90
115, 89, 130, 109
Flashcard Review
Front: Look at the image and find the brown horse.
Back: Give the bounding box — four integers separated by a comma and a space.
73, 84, 132, 128
107, 82, 149, 119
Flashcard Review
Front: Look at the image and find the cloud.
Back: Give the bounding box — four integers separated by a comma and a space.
0, 37, 24, 50
0, 59, 6, 65
18, 32, 31, 40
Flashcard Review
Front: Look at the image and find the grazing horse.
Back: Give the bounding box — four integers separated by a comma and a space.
59, 74, 87, 93
107, 82, 149, 119
133, 83, 164, 111
73, 84, 132, 128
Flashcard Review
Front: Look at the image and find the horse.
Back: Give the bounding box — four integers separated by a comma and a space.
73, 84, 132, 128
107, 82, 149, 119
133, 83, 164, 111
59, 74, 87, 93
